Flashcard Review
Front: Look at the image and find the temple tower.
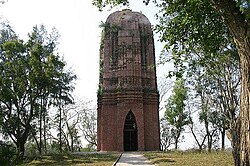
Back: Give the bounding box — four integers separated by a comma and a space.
97, 9, 160, 151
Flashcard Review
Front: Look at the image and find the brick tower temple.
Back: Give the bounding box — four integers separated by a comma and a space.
97, 9, 160, 151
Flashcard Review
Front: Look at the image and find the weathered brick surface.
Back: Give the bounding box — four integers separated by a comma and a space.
97, 9, 160, 151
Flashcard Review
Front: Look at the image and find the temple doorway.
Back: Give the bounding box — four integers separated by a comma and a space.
123, 111, 138, 151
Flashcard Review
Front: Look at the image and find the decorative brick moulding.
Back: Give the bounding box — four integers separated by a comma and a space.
97, 9, 160, 151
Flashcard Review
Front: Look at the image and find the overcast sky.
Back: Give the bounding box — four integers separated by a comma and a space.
0, 0, 166, 103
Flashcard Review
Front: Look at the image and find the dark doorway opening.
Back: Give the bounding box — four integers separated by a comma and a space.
123, 111, 138, 151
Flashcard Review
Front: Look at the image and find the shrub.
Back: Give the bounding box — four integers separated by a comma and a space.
0, 141, 16, 165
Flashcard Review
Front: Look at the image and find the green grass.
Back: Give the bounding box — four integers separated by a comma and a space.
20, 153, 120, 166
19, 151, 234, 166
144, 151, 234, 166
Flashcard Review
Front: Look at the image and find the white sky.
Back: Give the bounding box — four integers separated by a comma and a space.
0, 0, 166, 102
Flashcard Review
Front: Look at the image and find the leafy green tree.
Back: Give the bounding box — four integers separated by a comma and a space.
164, 78, 189, 150
0, 38, 33, 161
186, 48, 240, 157
215, 58, 241, 164
26, 25, 60, 155
52, 71, 76, 153
0, 25, 76, 161
199, 106, 220, 152
28, 25, 76, 155
207, 50, 240, 158
187, 80, 220, 153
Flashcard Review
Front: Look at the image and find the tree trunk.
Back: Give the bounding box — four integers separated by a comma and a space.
208, 135, 212, 153
239, 52, 250, 166
31, 129, 40, 153
59, 103, 62, 153
189, 124, 206, 151
230, 124, 241, 166
71, 139, 74, 152
221, 127, 225, 150
209, 0, 250, 165
39, 98, 43, 155
15, 138, 26, 163
174, 130, 181, 150
174, 138, 178, 150
16, 142, 24, 160
204, 118, 212, 152
43, 105, 47, 154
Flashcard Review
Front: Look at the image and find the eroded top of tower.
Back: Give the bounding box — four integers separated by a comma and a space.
99, 9, 156, 93
106, 9, 150, 25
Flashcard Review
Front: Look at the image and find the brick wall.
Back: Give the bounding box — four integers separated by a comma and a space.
97, 9, 160, 151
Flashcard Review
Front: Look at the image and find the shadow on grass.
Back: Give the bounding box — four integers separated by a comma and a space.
21, 153, 119, 166
153, 158, 175, 164
144, 152, 176, 165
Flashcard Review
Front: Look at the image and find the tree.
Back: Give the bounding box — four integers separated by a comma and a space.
198, 105, 220, 152
0, 38, 35, 162
186, 53, 237, 152
26, 25, 61, 155
187, 87, 220, 152
186, 47, 240, 156
158, 77, 173, 111
164, 78, 189, 150
61, 103, 82, 152
188, 117, 207, 151
158, 77, 174, 151
52, 73, 76, 153
160, 117, 175, 151
209, 51, 240, 159
80, 105, 97, 149
93, 0, 249, 164
0, 24, 76, 161
49, 99, 96, 152
155, 0, 248, 164
28, 25, 76, 155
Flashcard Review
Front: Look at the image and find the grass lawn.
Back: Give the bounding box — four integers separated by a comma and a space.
144, 151, 234, 166
20, 152, 120, 166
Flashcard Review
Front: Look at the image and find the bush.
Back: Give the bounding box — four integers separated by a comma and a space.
25, 142, 39, 158
0, 141, 16, 165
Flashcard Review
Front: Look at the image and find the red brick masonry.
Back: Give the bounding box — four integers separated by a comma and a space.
97, 9, 160, 151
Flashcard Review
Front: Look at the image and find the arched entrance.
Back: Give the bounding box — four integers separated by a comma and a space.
123, 111, 138, 151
